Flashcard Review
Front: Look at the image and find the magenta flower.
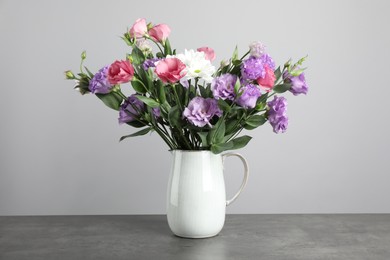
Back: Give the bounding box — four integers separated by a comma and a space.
183, 97, 222, 127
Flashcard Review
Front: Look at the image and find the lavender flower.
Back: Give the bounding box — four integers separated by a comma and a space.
152, 107, 161, 118
249, 41, 266, 58
211, 73, 237, 100
89, 66, 113, 94
283, 70, 309, 96
142, 58, 160, 70
236, 84, 261, 109
240, 57, 265, 80
118, 95, 144, 124
183, 97, 222, 127
267, 96, 288, 133
259, 54, 275, 71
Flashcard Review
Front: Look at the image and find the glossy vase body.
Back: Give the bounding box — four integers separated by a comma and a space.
166, 150, 248, 238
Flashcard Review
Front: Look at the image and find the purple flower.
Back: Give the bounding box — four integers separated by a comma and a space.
152, 107, 161, 118
142, 58, 160, 70
118, 95, 144, 124
259, 54, 275, 71
267, 96, 288, 133
211, 74, 237, 100
89, 66, 113, 94
235, 84, 261, 109
183, 97, 222, 127
283, 70, 309, 96
241, 56, 265, 80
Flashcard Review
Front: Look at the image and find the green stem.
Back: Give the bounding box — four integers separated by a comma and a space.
172, 84, 182, 110
240, 50, 250, 60
147, 37, 164, 55
154, 127, 175, 150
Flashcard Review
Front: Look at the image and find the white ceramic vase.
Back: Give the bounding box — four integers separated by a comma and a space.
166, 150, 249, 238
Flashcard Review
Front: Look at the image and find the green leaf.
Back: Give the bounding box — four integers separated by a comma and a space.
244, 114, 267, 130
274, 66, 281, 81
131, 46, 145, 65
232, 45, 239, 61
217, 98, 231, 112
119, 127, 152, 142
156, 81, 166, 103
211, 142, 234, 154
225, 119, 238, 135
164, 39, 172, 56
197, 132, 209, 147
273, 83, 292, 93
229, 135, 252, 150
168, 105, 182, 129
96, 92, 123, 110
84, 66, 94, 78
208, 119, 226, 144
131, 79, 147, 94
126, 120, 147, 128
257, 92, 268, 104
135, 95, 160, 108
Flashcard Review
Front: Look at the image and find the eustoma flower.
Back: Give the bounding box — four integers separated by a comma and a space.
212, 74, 237, 100
267, 96, 288, 133
118, 95, 144, 124
241, 56, 265, 80
236, 84, 261, 109
183, 97, 222, 127
89, 65, 112, 94
142, 58, 160, 71
197, 47, 216, 61
249, 41, 266, 58
283, 70, 309, 96
129, 18, 148, 39
257, 65, 276, 92
149, 24, 171, 43
108, 60, 134, 85
155, 58, 186, 83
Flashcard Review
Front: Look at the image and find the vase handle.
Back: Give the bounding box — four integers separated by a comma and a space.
222, 152, 249, 206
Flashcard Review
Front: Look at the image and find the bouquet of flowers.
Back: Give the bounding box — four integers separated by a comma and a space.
65, 18, 308, 154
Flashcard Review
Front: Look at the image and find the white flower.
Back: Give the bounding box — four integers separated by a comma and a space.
176, 49, 216, 83
136, 38, 152, 55
249, 41, 266, 58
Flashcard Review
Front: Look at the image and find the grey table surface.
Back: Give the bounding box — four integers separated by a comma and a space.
0, 214, 390, 260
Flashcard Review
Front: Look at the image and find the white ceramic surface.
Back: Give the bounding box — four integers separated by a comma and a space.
166, 150, 249, 238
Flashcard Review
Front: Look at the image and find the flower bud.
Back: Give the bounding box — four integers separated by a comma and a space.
283, 59, 291, 69
65, 70, 75, 79
81, 51, 87, 60
220, 59, 230, 67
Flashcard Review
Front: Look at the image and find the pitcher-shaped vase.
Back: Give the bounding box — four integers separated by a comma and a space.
166, 150, 249, 238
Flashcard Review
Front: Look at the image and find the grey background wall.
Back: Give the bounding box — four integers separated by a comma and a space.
1, 0, 389, 215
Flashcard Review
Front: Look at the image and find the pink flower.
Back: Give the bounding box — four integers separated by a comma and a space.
108, 60, 134, 85
197, 47, 216, 61
129, 18, 148, 39
256, 65, 276, 92
155, 58, 186, 83
149, 24, 171, 43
